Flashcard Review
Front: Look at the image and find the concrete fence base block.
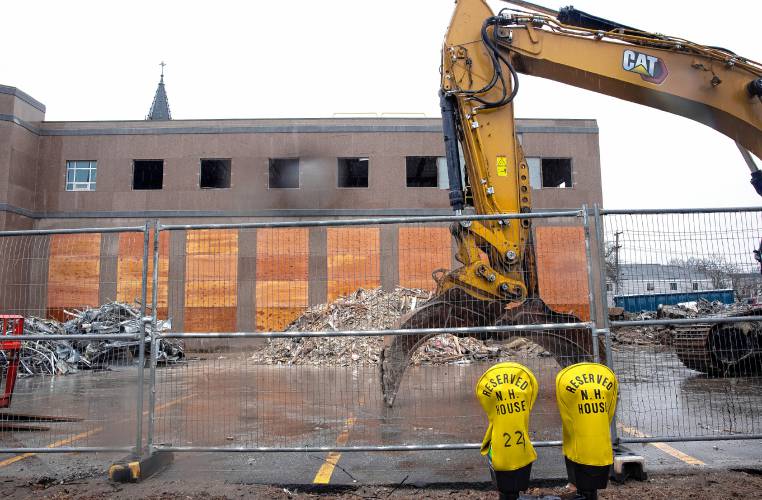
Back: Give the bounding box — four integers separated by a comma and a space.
611, 446, 647, 482
108, 451, 174, 483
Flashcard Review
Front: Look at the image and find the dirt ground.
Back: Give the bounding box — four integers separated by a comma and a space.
2, 469, 762, 499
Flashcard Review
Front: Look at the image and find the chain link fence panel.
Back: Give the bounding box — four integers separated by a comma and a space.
152, 212, 599, 452
2, 208, 761, 467
601, 208, 762, 442
0, 227, 149, 454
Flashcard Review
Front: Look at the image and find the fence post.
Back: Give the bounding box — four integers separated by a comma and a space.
134, 222, 150, 456
592, 203, 618, 444
147, 220, 161, 455
582, 204, 600, 362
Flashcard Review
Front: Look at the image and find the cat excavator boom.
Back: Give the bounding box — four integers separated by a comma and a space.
380, 0, 762, 406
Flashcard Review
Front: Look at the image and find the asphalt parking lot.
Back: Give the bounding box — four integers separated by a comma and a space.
1, 349, 761, 485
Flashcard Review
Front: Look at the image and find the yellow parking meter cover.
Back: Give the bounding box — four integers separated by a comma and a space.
555, 362, 618, 467
475, 362, 538, 471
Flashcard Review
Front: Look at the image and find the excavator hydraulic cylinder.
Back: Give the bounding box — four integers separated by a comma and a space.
440, 91, 465, 212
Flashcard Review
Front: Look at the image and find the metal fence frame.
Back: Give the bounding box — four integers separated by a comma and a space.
150, 207, 594, 454
597, 205, 762, 447
1, 205, 762, 459
0, 224, 149, 455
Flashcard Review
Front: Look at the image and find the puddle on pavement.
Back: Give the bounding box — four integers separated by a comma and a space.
4, 350, 762, 450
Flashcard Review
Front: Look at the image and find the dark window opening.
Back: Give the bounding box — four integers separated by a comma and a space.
338, 158, 369, 188
646, 282, 654, 291
541, 158, 572, 188
406, 156, 438, 187
269, 158, 299, 188
133, 160, 164, 190
692, 282, 699, 291
200, 159, 232, 189
670, 282, 678, 291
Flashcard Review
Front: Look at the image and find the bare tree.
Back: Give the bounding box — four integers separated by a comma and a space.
734, 274, 762, 300
604, 241, 619, 286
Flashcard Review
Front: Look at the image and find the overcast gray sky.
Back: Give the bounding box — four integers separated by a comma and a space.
2, 0, 760, 209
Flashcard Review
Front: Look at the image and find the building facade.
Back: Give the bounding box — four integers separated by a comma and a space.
0, 83, 603, 333
609, 264, 714, 297
1, 84, 602, 230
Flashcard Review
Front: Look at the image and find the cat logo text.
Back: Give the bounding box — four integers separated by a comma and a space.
622, 49, 668, 84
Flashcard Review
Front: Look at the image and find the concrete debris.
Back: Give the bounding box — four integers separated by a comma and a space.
250, 287, 427, 366
410, 335, 549, 365
608, 307, 625, 320
653, 299, 760, 321
614, 299, 760, 347
656, 304, 692, 319
611, 326, 670, 346
656, 299, 749, 319
411, 335, 496, 365
289, 286, 431, 332
676, 301, 700, 313
2, 302, 183, 377
250, 287, 549, 366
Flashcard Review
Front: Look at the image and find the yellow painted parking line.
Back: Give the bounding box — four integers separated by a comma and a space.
153, 393, 194, 412
0, 428, 103, 468
313, 416, 356, 484
313, 452, 343, 484
0, 393, 194, 469
618, 423, 705, 466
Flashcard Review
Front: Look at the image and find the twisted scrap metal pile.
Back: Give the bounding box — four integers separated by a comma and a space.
250, 287, 549, 366
1, 302, 183, 376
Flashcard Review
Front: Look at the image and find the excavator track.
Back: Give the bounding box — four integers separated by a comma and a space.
673, 307, 762, 376
379, 286, 603, 406
672, 324, 716, 374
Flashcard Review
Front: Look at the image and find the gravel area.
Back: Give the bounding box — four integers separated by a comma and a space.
2, 470, 762, 499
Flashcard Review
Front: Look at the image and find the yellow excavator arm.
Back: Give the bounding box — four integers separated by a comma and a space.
379, 0, 762, 406
437, 0, 762, 304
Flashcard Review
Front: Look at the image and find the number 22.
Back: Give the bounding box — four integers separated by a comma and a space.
503, 431, 526, 448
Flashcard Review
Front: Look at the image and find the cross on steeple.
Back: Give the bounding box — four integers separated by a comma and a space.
147, 61, 171, 120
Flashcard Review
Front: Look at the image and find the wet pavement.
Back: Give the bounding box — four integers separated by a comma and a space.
1, 349, 761, 485
614, 346, 762, 439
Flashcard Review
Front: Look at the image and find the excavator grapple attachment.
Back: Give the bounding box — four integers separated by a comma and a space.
379, 286, 603, 407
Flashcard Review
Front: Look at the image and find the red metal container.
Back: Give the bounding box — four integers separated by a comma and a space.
0, 315, 24, 409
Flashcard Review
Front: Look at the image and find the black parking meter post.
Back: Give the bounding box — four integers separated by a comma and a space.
565, 456, 610, 500
490, 462, 532, 500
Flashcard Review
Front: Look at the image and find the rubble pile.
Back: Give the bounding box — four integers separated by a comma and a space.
286, 287, 431, 332
250, 287, 428, 366
410, 335, 549, 365
250, 287, 549, 366
612, 299, 761, 347
2, 302, 183, 377
611, 325, 670, 346
656, 299, 755, 319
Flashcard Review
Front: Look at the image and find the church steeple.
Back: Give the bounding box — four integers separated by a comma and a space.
147, 62, 171, 121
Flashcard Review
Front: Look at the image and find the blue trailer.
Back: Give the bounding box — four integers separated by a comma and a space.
613, 289, 735, 313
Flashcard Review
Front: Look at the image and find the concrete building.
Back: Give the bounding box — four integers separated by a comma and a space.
0, 78, 604, 333
1, 82, 601, 230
